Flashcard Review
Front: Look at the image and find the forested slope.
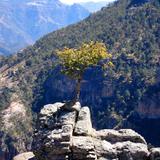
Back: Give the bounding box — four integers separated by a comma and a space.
0, 0, 160, 159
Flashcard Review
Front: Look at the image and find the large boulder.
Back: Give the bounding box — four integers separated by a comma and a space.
94, 129, 146, 144
93, 139, 149, 160
32, 103, 77, 160
38, 102, 65, 129
74, 106, 93, 136
31, 102, 160, 160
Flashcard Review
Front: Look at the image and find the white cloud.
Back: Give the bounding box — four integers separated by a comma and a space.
60, 0, 116, 5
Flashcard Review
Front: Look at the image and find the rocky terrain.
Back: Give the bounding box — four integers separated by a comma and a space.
14, 102, 160, 160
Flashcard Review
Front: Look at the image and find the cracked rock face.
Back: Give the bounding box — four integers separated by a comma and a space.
28, 102, 160, 160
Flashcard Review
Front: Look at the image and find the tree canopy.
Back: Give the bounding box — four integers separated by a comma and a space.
56, 41, 113, 80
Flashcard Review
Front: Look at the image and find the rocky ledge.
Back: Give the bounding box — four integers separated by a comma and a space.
14, 102, 160, 160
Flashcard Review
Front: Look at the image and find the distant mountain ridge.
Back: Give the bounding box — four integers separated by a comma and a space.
0, 0, 89, 55
79, 1, 111, 12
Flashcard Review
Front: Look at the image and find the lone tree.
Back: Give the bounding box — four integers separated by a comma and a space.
56, 41, 113, 103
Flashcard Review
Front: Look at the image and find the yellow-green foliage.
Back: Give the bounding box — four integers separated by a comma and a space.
56, 41, 113, 79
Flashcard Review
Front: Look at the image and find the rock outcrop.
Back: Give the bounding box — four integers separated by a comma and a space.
150, 148, 160, 160
14, 102, 160, 160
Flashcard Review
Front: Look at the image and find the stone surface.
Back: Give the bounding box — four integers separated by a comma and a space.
72, 102, 81, 111
40, 103, 64, 117
93, 139, 149, 160
31, 102, 160, 160
114, 141, 149, 160
72, 136, 96, 160
74, 106, 93, 136
150, 148, 160, 160
93, 138, 117, 159
13, 152, 35, 160
94, 129, 146, 144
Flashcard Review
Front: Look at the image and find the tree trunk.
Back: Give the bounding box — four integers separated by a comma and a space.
74, 77, 82, 102
66, 78, 82, 107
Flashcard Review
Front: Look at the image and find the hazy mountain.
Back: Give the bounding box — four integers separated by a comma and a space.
79, 1, 112, 12
0, 0, 89, 55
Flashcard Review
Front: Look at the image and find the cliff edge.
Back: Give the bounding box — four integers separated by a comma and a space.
14, 102, 160, 160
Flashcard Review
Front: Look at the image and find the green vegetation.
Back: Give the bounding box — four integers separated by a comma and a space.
0, 88, 13, 111
0, 0, 159, 118
56, 41, 113, 102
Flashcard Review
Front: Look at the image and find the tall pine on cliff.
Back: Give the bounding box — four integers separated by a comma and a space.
0, 0, 160, 158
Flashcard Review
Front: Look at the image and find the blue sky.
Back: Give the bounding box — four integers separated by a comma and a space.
59, 0, 116, 5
